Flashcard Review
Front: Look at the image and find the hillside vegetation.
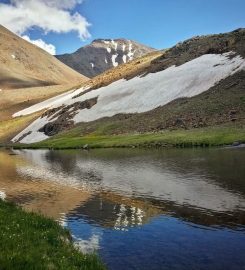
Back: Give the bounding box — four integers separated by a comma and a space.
0, 200, 105, 270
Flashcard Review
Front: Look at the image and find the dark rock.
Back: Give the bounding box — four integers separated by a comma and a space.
39, 122, 62, 136
229, 110, 237, 115
232, 141, 240, 146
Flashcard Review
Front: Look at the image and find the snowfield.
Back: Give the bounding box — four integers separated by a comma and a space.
12, 52, 245, 144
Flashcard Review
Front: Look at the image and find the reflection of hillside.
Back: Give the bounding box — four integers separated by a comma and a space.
69, 148, 245, 195
22, 148, 245, 213
1, 148, 245, 230
148, 198, 245, 229
13, 149, 103, 189
0, 150, 92, 220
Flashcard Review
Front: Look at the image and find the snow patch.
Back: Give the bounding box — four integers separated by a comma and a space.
127, 42, 134, 61
12, 116, 50, 144
90, 62, 94, 69
111, 39, 118, 50
105, 58, 108, 64
122, 55, 127, 63
112, 54, 119, 67
12, 86, 89, 117
13, 52, 245, 144
122, 44, 126, 52
107, 47, 111, 53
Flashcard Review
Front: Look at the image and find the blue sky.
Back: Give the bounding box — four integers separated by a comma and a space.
0, 0, 245, 55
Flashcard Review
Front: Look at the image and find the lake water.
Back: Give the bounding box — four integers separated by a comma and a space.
0, 147, 245, 270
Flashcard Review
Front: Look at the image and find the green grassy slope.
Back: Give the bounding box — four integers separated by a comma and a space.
0, 200, 105, 270
13, 123, 245, 149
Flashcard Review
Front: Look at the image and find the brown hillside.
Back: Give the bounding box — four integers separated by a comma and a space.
0, 25, 87, 90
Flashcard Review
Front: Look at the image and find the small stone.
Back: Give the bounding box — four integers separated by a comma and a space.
83, 144, 90, 149
232, 141, 240, 146
229, 110, 237, 115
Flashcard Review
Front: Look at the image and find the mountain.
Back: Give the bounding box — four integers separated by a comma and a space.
11, 29, 245, 144
56, 39, 156, 78
0, 25, 87, 90
0, 25, 89, 124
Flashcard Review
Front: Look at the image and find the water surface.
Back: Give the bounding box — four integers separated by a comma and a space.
0, 147, 245, 270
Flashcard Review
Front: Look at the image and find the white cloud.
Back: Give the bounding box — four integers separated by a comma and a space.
41, 0, 84, 10
21, 35, 56, 55
0, 0, 91, 39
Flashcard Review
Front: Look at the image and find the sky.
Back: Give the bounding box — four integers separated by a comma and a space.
0, 0, 245, 55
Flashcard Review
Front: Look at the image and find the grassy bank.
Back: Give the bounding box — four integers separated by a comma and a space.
12, 125, 245, 149
0, 199, 105, 270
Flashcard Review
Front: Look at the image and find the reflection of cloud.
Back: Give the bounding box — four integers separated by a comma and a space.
16, 165, 81, 189
0, 190, 6, 200
58, 212, 100, 253
14, 149, 100, 191
14, 149, 245, 213
73, 234, 100, 254
77, 157, 245, 213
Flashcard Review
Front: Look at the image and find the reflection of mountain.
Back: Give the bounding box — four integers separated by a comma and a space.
68, 194, 159, 230
66, 192, 245, 230
5, 148, 245, 229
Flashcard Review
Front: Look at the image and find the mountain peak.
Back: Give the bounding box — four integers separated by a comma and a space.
91, 38, 130, 43
56, 38, 156, 78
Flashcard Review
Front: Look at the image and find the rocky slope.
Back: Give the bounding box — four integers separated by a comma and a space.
12, 29, 245, 144
56, 39, 156, 78
0, 25, 87, 90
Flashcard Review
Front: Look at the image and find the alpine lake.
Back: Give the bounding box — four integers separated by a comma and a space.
0, 147, 245, 270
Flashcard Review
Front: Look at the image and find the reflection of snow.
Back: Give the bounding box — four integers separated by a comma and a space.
73, 234, 100, 254
136, 208, 144, 224
0, 190, 6, 200
114, 204, 145, 231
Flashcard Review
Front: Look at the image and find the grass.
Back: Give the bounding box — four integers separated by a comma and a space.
0, 199, 105, 270
12, 124, 245, 150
